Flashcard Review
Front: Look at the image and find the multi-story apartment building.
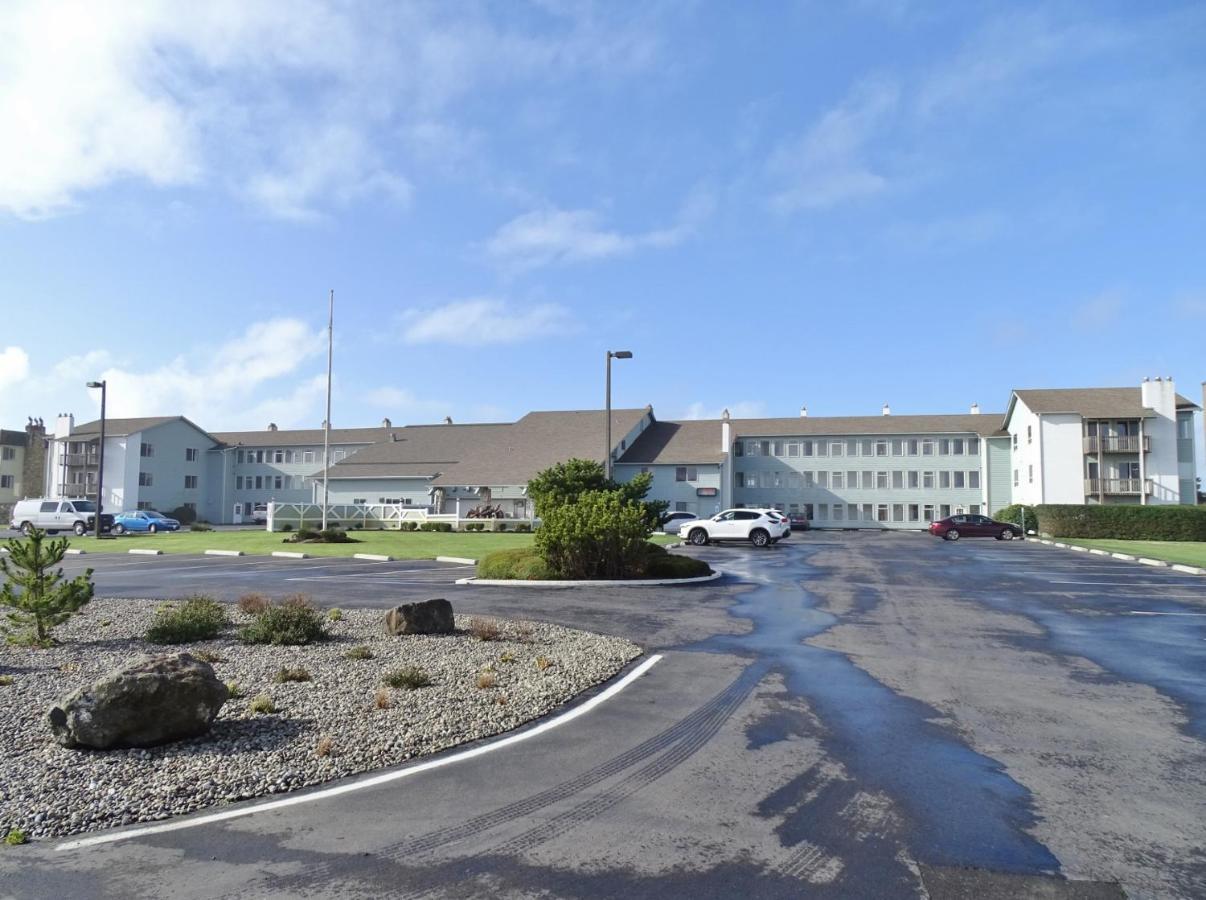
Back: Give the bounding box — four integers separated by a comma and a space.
36, 378, 1199, 529
0, 419, 48, 522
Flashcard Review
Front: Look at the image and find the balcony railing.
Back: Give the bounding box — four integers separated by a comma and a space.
58, 483, 95, 497
64, 453, 100, 467
1082, 436, 1149, 453
1084, 478, 1151, 495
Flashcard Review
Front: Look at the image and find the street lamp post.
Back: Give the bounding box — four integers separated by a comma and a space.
86, 380, 107, 539
604, 351, 633, 481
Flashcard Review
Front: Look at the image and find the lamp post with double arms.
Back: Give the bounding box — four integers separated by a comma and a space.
86, 380, 107, 539
604, 351, 633, 481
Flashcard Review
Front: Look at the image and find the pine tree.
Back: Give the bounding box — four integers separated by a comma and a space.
0, 528, 94, 647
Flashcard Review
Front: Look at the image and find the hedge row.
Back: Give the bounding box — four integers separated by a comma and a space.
1035, 504, 1206, 541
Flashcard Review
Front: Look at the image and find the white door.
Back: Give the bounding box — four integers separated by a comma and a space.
231, 504, 243, 525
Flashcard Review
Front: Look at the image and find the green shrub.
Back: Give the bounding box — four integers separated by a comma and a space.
535, 490, 651, 579
399, 521, 418, 531
237, 593, 270, 616
477, 547, 552, 580
273, 666, 311, 683
515, 523, 532, 533
383, 666, 431, 689
238, 602, 327, 645
641, 543, 712, 579
327, 608, 343, 622
281, 523, 294, 532
0, 675, 13, 686
1035, 504, 1206, 541
345, 644, 374, 660
418, 522, 453, 533
319, 528, 353, 543
167, 505, 197, 525
248, 694, 275, 715
463, 522, 485, 532
0, 528, 94, 647
190, 522, 213, 532
145, 596, 227, 644
994, 504, 1038, 533
496, 522, 508, 532
4, 828, 27, 846
226, 680, 243, 699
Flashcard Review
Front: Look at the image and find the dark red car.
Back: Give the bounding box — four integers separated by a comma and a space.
929, 514, 1022, 542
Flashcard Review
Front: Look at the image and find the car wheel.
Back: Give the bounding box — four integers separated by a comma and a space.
113, 524, 125, 535
750, 528, 770, 547
999, 529, 1014, 541
73, 522, 87, 536
148, 524, 158, 534
944, 529, 960, 541
20, 522, 33, 536
688, 528, 709, 546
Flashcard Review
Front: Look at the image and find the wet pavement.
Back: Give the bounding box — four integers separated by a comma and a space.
3, 533, 1204, 898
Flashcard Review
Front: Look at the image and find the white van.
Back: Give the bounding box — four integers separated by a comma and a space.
9, 499, 114, 536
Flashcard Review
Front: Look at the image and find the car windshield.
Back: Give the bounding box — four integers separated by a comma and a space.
145, 511, 167, 518
71, 501, 97, 512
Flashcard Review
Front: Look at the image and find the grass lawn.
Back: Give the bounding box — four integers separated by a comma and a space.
1069, 538, 1206, 568
43, 530, 679, 559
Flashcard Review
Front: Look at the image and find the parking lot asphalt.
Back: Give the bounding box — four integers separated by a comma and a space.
3, 532, 1204, 899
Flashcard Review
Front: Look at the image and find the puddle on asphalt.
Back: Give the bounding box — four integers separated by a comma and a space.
682, 546, 1060, 874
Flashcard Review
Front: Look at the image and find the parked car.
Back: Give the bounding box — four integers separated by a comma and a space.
112, 510, 182, 535
251, 504, 269, 525
660, 511, 701, 534
680, 508, 790, 547
787, 512, 811, 531
9, 498, 113, 536
929, 514, 1022, 542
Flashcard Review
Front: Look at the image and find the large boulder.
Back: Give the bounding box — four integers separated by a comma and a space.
384, 598, 454, 636
48, 653, 229, 750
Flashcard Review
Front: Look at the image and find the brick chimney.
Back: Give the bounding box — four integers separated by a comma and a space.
721, 409, 732, 453
23, 418, 47, 498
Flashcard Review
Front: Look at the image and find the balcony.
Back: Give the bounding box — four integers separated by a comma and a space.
65, 453, 100, 467
58, 483, 95, 498
1082, 435, 1149, 453
1084, 478, 1151, 496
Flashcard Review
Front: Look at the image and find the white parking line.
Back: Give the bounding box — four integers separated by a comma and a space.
1128, 611, 1206, 617
56, 653, 664, 851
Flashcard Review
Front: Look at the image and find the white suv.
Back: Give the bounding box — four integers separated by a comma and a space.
679, 508, 790, 547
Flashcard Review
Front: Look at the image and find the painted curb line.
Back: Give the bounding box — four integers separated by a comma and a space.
1111, 553, 1137, 561
56, 653, 664, 851
435, 556, 477, 566
458, 569, 724, 588
1138, 557, 1169, 568
1172, 564, 1206, 575
1070, 545, 1089, 552
128, 548, 163, 556
64, 548, 86, 555
353, 553, 394, 562
1088, 548, 1110, 556
204, 549, 244, 557
271, 551, 310, 559
1053, 543, 1068, 549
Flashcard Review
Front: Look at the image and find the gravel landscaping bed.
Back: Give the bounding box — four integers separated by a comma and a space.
0, 598, 642, 840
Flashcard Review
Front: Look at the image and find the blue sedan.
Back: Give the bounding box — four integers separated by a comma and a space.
112, 510, 182, 535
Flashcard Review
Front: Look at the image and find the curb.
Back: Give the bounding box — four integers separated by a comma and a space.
458, 569, 724, 588
353, 553, 394, 562
205, 549, 244, 557
436, 555, 476, 565
65, 548, 86, 555
271, 551, 310, 559
128, 548, 162, 556
1036, 537, 1201, 574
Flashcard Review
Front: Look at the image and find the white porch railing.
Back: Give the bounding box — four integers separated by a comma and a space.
265, 503, 533, 532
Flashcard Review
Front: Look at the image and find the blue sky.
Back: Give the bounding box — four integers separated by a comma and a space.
1, 1, 1204, 433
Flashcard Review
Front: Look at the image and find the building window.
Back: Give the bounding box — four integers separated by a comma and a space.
939, 471, 951, 488
892, 504, 905, 522
772, 441, 784, 456
303, 450, 315, 464
876, 471, 888, 489
140, 442, 154, 457
891, 471, 904, 489
736, 472, 747, 488
137, 501, 153, 510
816, 441, 828, 457
2, 447, 16, 461
184, 475, 198, 489
1028, 465, 1034, 483
236, 476, 244, 490
847, 440, 859, 456
908, 471, 919, 489
952, 438, 964, 455
183, 502, 196, 512
817, 504, 828, 521
676, 466, 697, 482
830, 442, 844, 457
254, 450, 264, 463
787, 442, 800, 457
891, 439, 903, 456
953, 471, 965, 489
138, 472, 152, 486
803, 472, 816, 488
875, 440, 889, 457
760, 441, 770, 456
1027, 425, 1032, 444
255, 476, 263, 489
185, 448, 198, 462
847, 470, 858, 488
860, 439, 873, 457
817, 471, 829, 488
921, 440, 935, 456
969, 471, 981, 489
968, 438, 980, 455
1012, 433, 1018, 450
236, 450, 244, 464
832, 504, 844, 522
940, 504, 951, 518
876, 504, 889, 522
274, 476, 283, 490
938, 439, 950, 455
861, 503, 873, 520
862, 471, 874, 489
970, 504, 981, 515
923, 504, 935, 522
908, 504, 919, 522
906, 439, 918, 456
1013, 469, 1019, 487
801, 441, 813, 457
0, 475, 13, 489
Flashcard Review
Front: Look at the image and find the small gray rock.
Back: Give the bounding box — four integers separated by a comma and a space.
384, 599, 454, 636
48, 653, 229, 750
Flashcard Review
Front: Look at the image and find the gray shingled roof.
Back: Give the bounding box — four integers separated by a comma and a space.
429, 409, 649, 487
211, 426, 396, 448
0, 429, 29, 447
729, 413, 1007, 439
617, 420, 727, 465
321, 423, 512, 479
1012, 387, 1199, 419
68, 416, 209, 438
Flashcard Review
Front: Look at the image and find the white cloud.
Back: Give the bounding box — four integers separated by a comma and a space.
486, 189, 714, 273
767, 78, 899, 213
1073, 290, 1126, 332
400, 299, 576, 345
679, 401, 767, 421
0, 1, 663, 220
0, 346, 30, 391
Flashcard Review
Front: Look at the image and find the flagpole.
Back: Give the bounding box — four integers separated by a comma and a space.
322, 289, 333, 531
